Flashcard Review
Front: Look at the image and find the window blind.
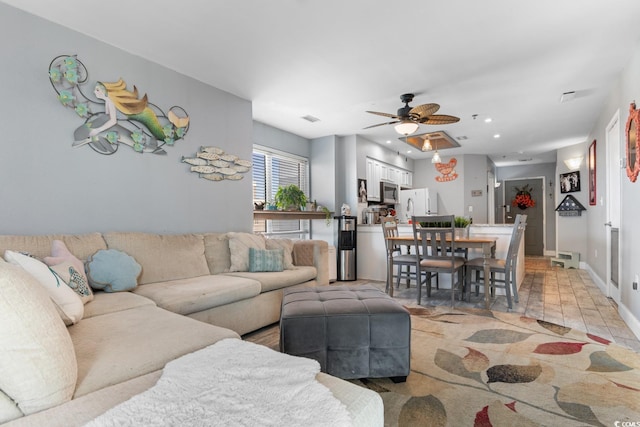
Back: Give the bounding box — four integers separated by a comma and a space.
252, 146, 310, 236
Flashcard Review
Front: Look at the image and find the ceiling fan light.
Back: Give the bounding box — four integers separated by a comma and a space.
394, 121, 419, 136
421, 140, 432, 152
431, 150, 441, 164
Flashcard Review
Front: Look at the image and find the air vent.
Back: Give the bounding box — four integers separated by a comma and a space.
560, 91, 576, 103
455, 136, 468, 141
301, 115, 320, 123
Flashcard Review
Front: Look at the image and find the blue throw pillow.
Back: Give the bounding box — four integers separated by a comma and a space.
248, 248, 284, 272
85, 249, 142, 292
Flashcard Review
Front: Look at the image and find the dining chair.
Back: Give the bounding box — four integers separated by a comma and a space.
381, 217, 417, 291
411, 215, 466, 306
464, 214, 527, 309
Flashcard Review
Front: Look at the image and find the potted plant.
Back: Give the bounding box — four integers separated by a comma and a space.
274, 184, 307, 211
454, 216, 471, 238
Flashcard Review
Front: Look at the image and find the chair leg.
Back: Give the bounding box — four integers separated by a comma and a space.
511, 270, 519, 303
504, 272, 513, 310
416, 269, 422, 304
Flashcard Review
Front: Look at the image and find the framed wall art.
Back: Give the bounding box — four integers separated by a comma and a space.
588, 140, 597, 205
626, 102, 640, 182
560, 171, 580, 194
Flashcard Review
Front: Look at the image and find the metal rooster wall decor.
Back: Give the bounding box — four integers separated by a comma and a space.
48, 54, 190, 155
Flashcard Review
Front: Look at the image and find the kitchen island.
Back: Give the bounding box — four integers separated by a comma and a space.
357, 223, 525, 295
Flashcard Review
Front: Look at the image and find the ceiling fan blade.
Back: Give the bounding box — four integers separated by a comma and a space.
409, 103, 440, 119
421, 114, 460, 125
366, 111, 400, 119
363, 120, 400, 129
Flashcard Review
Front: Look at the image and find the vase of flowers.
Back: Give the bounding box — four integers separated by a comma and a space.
512, 184, 536, 210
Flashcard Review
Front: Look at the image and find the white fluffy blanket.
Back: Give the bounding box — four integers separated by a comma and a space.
85, 338, 352, 427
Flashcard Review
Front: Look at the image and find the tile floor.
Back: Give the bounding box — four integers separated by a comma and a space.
339, 256, 640, 352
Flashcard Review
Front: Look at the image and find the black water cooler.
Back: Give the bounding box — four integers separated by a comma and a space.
335, 215, 357, 281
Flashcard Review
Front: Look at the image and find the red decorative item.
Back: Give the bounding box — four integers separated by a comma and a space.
512, 185, 536, 210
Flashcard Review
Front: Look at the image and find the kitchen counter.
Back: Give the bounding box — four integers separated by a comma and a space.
357, 223, 525, 295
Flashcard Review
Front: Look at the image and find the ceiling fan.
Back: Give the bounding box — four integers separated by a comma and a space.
364, 93, 460, 136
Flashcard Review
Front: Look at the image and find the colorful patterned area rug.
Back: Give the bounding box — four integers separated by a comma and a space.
351, 306, 640, 426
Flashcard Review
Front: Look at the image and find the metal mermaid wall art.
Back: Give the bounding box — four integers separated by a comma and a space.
48, 55, 190, 155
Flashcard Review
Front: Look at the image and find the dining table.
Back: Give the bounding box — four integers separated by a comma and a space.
385, 234, 497, 309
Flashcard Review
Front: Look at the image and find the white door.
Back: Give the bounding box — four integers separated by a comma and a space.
606, 111, 621, 304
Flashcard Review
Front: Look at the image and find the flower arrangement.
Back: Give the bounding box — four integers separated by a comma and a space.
512, 184, 536, 209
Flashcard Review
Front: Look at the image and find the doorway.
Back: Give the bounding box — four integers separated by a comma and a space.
487, 171, 496, 224
504, 178, 544, 256
606, 111, 621, 304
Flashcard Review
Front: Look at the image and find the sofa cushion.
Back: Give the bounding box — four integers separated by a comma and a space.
0, 233, 106, 262
103, 232, 210, 285
4, 250, 84, 325
69, 305, 239, 397
223, 266, 317, 292
83, 291, 156, 319
249, 248, 284, 272
227, 232, 266, 272
44, 240, 93, 304
85, 249, 142, 292
0, 261, 77, 419
265, 238, 295, 269
202, 233, 231, 274
132, 275, 261, 316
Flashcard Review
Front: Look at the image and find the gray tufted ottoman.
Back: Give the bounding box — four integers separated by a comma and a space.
280, 284, 410, 381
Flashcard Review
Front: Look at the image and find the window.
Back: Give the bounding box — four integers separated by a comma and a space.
252, 145, 310, 236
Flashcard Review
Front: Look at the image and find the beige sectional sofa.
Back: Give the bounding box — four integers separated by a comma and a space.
0, 231, 383, 427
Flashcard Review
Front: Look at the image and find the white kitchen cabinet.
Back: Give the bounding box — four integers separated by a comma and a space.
366, 158, 413, 198
366, 158, 381, 201
400, 170, 412, 188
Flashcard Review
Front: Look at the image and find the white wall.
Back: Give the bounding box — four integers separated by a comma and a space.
0, 4, 253, 234
573, 39, 640, 334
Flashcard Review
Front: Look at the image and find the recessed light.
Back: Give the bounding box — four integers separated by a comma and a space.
386, 140, 392, 144
493, 134, 501, 139
484, 118, 492, 123
407, 150, 412, 154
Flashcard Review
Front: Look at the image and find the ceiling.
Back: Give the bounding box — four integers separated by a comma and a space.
5, 0, 640, 166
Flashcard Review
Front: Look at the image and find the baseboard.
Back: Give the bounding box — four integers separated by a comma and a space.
584, 262, 640, 341
544, 250, 556, 257
619, 304, 640, 341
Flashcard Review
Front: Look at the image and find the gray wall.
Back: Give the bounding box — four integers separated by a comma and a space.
571, 39, 640, 329
253, 121, 310, 159
412, 154, 489, 222
0, 4, 253, 235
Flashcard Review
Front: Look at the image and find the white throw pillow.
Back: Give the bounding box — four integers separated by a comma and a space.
4, 250, 84, 325
227, 232, 266, 272
44, 240, 94, 304
265, 238, 295, 269
0, 262, 77, 418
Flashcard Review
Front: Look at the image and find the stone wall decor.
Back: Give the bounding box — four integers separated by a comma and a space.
49, 54, 190, 155
182, 146, 252, 181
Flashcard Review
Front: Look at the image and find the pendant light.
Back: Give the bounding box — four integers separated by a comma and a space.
431, 140, 441, 164
421, 139, 432, 152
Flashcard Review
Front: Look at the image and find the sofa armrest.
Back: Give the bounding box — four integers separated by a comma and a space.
292, 240, 329, 286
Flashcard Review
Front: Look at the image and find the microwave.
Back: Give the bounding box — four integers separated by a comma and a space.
380, 181, 399, 204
